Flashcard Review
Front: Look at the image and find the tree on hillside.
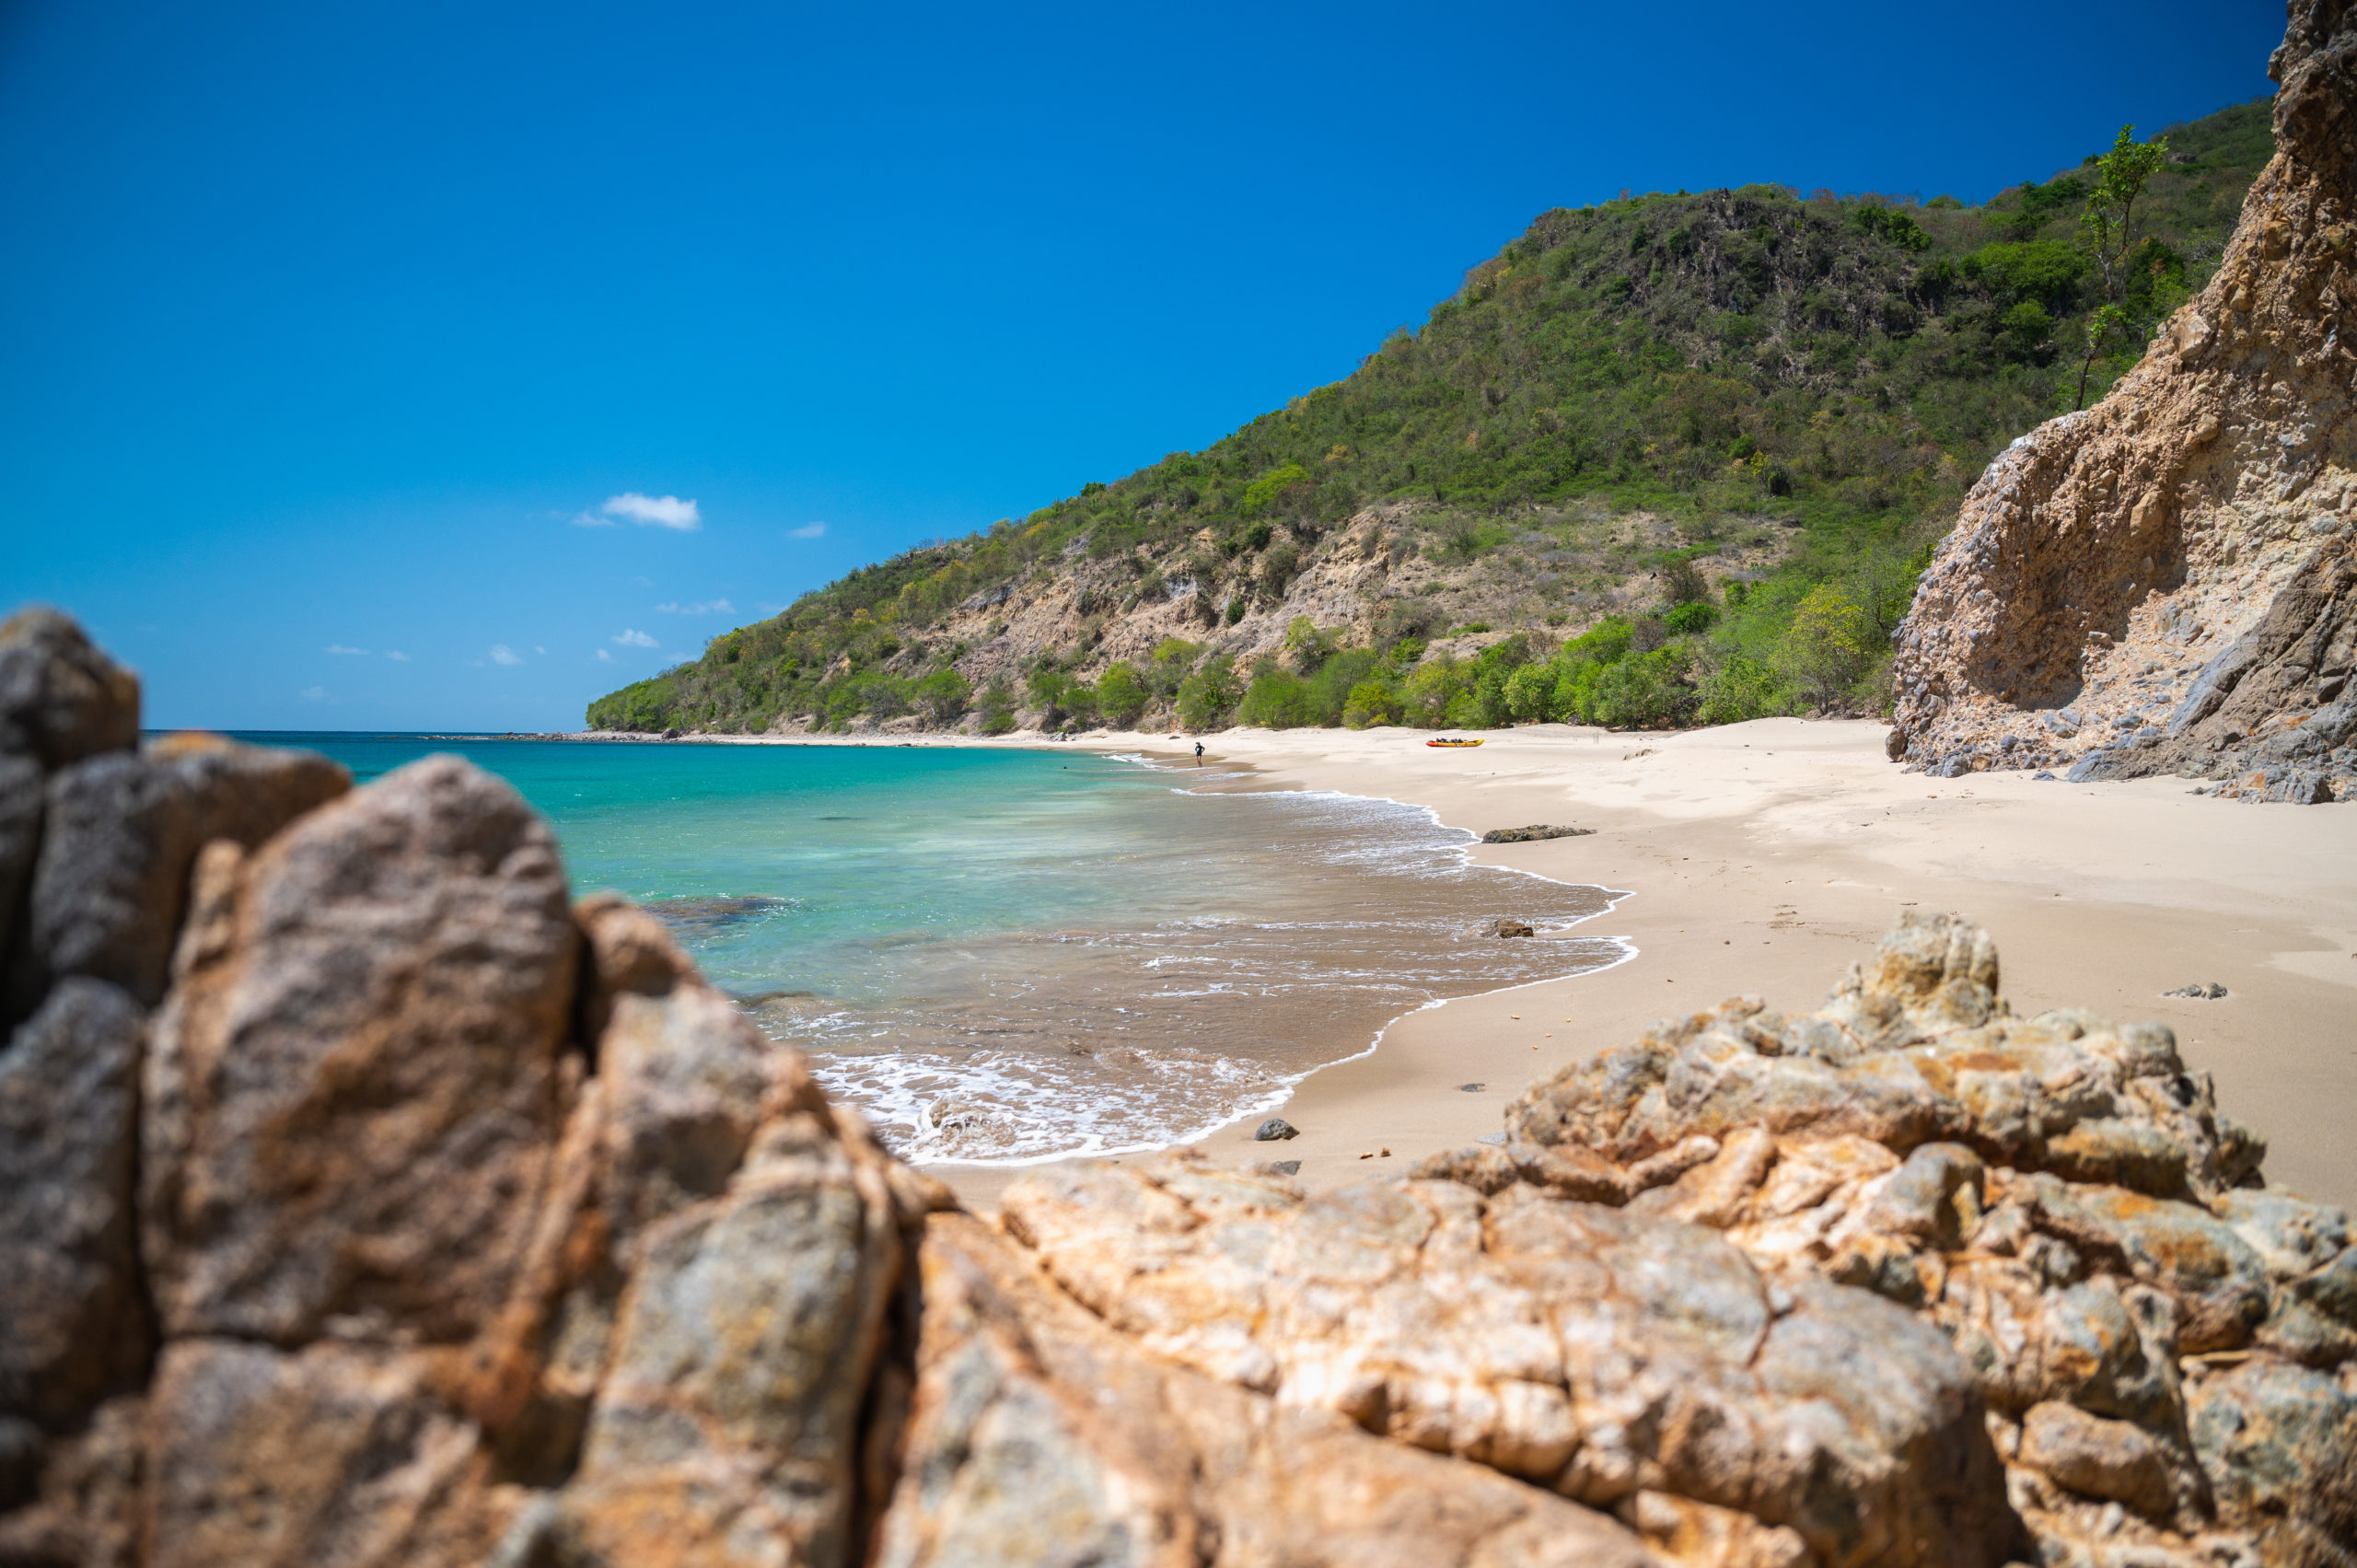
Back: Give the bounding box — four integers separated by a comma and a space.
2075, 125, 2172, 410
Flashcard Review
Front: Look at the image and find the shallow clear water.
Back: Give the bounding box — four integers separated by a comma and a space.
238, 735, 1628, 1163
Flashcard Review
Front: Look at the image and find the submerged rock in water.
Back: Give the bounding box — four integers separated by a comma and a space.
641, 892, 795, 943
1491, 917, 1536, 937
0, 608, 2350, 1568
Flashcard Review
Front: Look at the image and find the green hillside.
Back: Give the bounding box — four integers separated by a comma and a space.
589, 99, 2271, 737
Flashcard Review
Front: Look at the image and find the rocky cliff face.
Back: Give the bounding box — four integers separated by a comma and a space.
2, 607, 2352, 1568
1890, 0, 2357, 801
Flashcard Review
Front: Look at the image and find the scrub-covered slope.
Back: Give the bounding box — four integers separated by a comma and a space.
588, 102, 2271, 738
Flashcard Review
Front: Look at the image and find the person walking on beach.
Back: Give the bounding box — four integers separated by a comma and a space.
1194, 740, 1204, 766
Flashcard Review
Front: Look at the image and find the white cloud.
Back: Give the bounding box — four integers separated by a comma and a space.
299, 685, 328, 703
534, 645, 547, 655
491, 644, 523, 666
611, 629, 658, 648
325, 644, 368, 656
655, 598, 736, 616
596, 647, 615, 662
602, 493, 701, 530
788, 522, 825, 540
568, 510, 616, 528
384, 650, 412, 662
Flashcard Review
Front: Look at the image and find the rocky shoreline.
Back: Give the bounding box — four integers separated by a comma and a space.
4, 609, 2352, 1566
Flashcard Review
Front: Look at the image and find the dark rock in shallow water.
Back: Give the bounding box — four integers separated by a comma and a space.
1491, 918, 1535, 937
643, 893, 795, 942
1254, 1118, 1299, 1142
1480, 824, 1595, 843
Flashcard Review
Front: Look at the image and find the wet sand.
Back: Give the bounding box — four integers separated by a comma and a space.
921, 717, 2357, 1214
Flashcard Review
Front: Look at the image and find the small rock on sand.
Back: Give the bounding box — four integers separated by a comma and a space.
1254, 1118, 1299, 1142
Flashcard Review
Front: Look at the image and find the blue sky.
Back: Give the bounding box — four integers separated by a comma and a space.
2, 0, 2280, 730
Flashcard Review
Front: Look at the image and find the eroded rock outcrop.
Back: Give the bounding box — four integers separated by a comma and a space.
1399, 910, 2357, 1568
1, 610, 2350, 1568
1890, 2, 2357, 802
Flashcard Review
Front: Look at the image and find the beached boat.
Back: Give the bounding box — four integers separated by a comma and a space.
1425, 737, 1484, 748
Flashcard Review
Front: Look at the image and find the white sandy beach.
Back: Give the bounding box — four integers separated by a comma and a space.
811, 718, 2357, 1214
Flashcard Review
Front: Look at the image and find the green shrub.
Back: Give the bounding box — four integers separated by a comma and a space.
1342, 679, 1403, 727
1097, 662, 1148, 727
1176, 656, 1242, 730
1504, 662, 1558, 722
1694, 655, 1787, 725
1401, 654, 1469, 727
979, 678, 1018, 735
911, 669, 972, 725
1146, 637, 1199, 699
1237, 670, 1318, 728
1590, 647, 1693, 728
1665, 600, 1719, 634
1241, 463, 1310, 515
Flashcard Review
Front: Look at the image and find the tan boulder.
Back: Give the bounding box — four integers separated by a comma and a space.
1000, 1156, 2015, 1568
140, 754, 576, 1346
22, 736, 349, 1011
876, 1211, 1664, 1568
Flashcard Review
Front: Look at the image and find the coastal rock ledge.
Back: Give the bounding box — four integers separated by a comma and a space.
0, 606, 2352, 1568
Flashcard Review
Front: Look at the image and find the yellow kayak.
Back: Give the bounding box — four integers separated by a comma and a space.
1425, 738, 1484, 748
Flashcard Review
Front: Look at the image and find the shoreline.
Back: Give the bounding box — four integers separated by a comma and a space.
270, 722, 2357, 1213
892, 749, 1638, 1177
919, 716, 2357, 1214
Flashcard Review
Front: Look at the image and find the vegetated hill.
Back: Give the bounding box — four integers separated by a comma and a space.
589, 99, 2273, 738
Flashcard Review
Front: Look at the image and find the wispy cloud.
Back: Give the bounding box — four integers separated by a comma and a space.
299, 685, 328, 703
605, 493, 702, 530
384, 650, 412, 662
325, 644, 369, 656
596, 648, 615, 662
534, 645, 547, 655
655, 598, 736, 616
491, 645, 523, 666
611, 629, 658, 648
788, 521, 825, 540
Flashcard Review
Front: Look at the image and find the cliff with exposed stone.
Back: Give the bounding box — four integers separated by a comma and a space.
1889, 0, 2357, 802
2, 603, 2352, 1568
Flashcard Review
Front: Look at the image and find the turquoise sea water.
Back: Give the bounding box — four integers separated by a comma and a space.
239, 735, 1628, 1162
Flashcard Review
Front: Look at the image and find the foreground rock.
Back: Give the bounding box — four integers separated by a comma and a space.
1480, 824, 1596, 843
1889, 3, 2357, 801
1, 608, 2350, 1568
1419, 910, 2357, 1567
